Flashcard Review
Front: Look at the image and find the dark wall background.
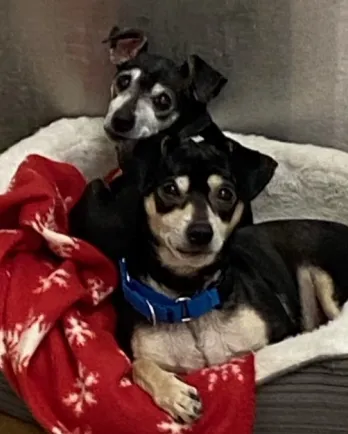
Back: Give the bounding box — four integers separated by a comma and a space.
1, 0, 347, 150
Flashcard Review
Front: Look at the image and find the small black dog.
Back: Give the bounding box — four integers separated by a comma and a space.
70, 26, 256, 245
71, 131, 348, 423
70, 130, 278, 421
102, 26, 227, 163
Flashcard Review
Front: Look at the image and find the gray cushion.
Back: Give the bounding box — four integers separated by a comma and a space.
255, 358, 348, 433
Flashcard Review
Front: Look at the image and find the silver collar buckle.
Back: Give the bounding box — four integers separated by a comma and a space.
175, 296, 192, 323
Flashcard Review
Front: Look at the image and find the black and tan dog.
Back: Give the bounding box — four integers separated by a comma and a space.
72, 26, 256, 251
102, 26, 227, 164
70, 130, 348, 424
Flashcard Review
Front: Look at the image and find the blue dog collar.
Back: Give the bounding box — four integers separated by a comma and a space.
119, 259, 221, 325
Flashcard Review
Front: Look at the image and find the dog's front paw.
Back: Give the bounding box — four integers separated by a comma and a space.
155, 376, 202, 424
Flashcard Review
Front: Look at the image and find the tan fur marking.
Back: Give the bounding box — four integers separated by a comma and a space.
132, 358, 201, 423
228, 201, 245, 233
145, 194, 194, 240
210, 201, 244, 241
297, 266, 321, 330
144, 193, 157, 217
132, 306, 268, 372
132, 307, 267, 419
297, 265, 340, 326
145, 195, 245, 276
145, 194, 202, 274
175, 176, 189, 195
310, 266, 340, 320
207, 174, 224, 191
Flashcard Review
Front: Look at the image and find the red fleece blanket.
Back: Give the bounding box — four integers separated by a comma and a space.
0, 155, 255, 434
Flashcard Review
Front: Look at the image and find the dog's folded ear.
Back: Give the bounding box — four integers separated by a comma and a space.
160, 135, 180, 158
102, 26, 148, 66
228, 139, 278, 201
181, 54, 228, 104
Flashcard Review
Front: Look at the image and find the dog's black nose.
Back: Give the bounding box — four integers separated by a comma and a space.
187, 222, 213, 246
111, 111, 135, 133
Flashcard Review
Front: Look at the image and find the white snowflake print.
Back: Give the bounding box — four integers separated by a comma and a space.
119, 377, 132, 388
201, 360, 245, 391
15, 314, 51, 372
117, 348, 131, 366
87, 277, 114, 305
63, 363, 99, 417
63, 196, 73, 212
157, 418, 192, 434
52, 421, 92, 434
4, 314, 51, 372
33, 268, 70, 294
30, 207, 57, 233
3, 324, 22, 365
27, 208, 80, 258
65, 316, 95, 347
47, 234, 79, 258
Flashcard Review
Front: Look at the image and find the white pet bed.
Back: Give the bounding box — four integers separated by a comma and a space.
1, 117, 348, 433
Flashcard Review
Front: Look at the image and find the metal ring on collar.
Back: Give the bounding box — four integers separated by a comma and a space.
145, 299, 157, 326
175, 297, 192, 323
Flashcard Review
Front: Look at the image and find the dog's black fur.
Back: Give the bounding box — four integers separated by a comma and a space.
70, 123, 255, 258
224, 219, 348, 342
70, 130, 277, 348
102, 26, 228, 160
70, 130, 348, 422
71, 26, 256, 249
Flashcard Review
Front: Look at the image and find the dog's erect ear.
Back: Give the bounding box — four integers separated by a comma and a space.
180, 54, 228, 104
102, 26, 148, 66
227, 139, 278, 201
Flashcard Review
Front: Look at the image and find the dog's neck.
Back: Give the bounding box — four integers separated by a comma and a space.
126, 230, 223, 299
124, 205, 254, 302
168, 110, 213, 141
115, 109, 214, 168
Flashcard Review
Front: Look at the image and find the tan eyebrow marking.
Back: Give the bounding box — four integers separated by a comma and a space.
207, 174, 224, 191
175, 176, 190, 194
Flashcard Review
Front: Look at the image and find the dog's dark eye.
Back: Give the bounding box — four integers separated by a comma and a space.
162, 182, 180, 197
116, 74, 131, 91
217, 187, 234, 202
153, 93, 172, 111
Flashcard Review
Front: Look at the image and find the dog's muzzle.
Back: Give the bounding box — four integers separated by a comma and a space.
110, 106, 135, 134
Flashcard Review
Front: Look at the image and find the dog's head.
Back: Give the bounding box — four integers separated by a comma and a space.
103, 26, 227, 142
143, 135, 278, 275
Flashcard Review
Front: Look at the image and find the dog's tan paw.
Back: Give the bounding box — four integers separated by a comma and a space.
155, 376, 202, 424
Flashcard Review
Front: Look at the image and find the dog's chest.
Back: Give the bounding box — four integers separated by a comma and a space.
131, 307, 268, 373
